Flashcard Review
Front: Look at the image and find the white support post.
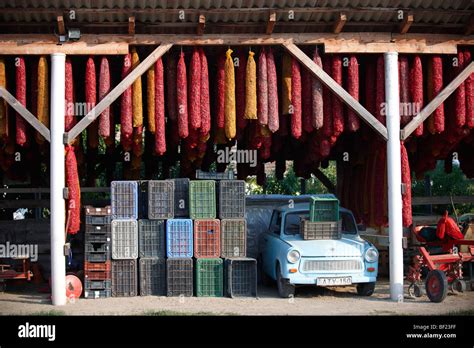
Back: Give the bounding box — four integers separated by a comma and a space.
50, 53, 66, 306
384, 52, 404, 302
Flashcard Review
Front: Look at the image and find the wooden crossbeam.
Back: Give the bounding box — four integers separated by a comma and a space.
313, 169, 336, 193
399, 12, 414, 34
66, 43, 173, 143
197, 15, 206, 36
0, 87, 51, 142
57, 15, 66, 36
401, 61, 474, 140
283, 43, 388, 140
266, 12, 276, 35
333, 12, 347, 34
128, 16, 135, 35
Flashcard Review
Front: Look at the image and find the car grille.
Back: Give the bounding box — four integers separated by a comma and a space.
302, 259, 362, 272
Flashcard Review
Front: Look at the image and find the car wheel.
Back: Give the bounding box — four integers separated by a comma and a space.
276, 264, 295, 298
425, 270, 448, 303
356, 282, 375, 296
258, 256, 272, 286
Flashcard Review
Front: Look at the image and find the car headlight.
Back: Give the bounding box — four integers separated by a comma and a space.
287, 250, 301, 263
365, 247, 378, 263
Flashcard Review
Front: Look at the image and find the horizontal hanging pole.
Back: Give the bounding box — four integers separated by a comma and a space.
401, 60, 474, 140
283, 42, 388, 141
0, 86, 51, 142
66, 43, 173, 143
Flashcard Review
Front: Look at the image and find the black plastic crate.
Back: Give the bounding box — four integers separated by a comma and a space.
139, 219, 165, 258
138, 180, 149, 219
85, 224, 111, 233
85, 206, 112, 216
218, 180, 246, 219
83, 289, 111, 299
85, 231, 111, 243
85, 250, 111, 263
86, 215, 112, 225
84, 241, 110, 253
112, 260, 138, 297
166, 258, 193, 297
139, 258, 166, 296
225, 258, 257, 298
148, 180, 174, 219
84, 279, 112, 290
111, 181, 139, 220
173, 178, 190, 217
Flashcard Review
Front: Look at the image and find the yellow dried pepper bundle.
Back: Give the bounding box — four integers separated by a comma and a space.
131, 48, 143, 128
147, 65, 156, 133
36, 56, 49, 144
0, 59, 8, 141
244, 50, 257, 120
282, 53, 292, 115
224, 48, 236, 140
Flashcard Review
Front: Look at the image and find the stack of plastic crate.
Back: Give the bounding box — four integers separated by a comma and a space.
111, 181, 138, 297
166, 218, 193, 296
300, 196, 341, 240
83, 206, 112, 299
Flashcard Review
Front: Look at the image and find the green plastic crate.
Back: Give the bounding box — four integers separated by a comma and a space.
309, 196, 339, 222
189, 180, 216, 219
195, 258, 223, 297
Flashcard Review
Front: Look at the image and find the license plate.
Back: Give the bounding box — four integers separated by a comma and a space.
316, 277, 352, 286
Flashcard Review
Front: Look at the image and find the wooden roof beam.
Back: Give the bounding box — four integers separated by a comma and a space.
401, 60, 474, 140
283, 42, 388, 140
128, 16, 135, 35
66, 43, 173, 143
266, 12, 276, 35
399, 12, 414, 34
333, 12, 347, 34
197, 14, 206, 36
56, 15, 66, 36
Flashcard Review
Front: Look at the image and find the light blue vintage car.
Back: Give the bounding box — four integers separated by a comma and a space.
259, 202, 378, 298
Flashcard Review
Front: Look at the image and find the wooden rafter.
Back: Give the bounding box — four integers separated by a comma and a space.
197, 15, 206, 36
399, 12, 414, 34
128, 16, 135, 35
56, 15, 66, 36
266, 12, 276, 35
66, 43, 173, 143
0, 87, 51, 142
283, 42, 388, 140
0, 33, 471, 54
333, 12, 347, 34
313, 169, 336, 193
401, 61, 474, 140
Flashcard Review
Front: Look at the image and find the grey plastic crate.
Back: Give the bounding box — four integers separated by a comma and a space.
86, 215, 112, 225
221, 219, 247, 258
111, 219, 138, 260
85, 231, 111, 243
300, 220, 341, 240
196, 170, 235, 180
111, 181, 138, 220
139, 219, 165, 258
219, 180, 246, 219
139, 258, 166, 296
148, 180, 174, 219
83, 289, 111, 299
112, 260, 138, 297
166, 258, 193, 297
173, 178, 190, 217
84, 279, 111, 290
225, 258, 257, 298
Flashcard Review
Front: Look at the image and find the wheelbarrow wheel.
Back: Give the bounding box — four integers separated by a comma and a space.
425, 270, 448, 303
452, 279, 466, 293
408, 283, 424, 298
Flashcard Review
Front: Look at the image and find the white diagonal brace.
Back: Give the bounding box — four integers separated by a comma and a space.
66, 43, 173, 143
401, 60, 474, 140
283, 42, 388, 140
0, 86, 51, 142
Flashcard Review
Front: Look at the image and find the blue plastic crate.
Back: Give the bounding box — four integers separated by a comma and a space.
166, 219, 193, 258
111, 181, 138, 220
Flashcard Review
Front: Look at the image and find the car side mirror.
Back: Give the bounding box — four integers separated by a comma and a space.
357, 224, 366, 232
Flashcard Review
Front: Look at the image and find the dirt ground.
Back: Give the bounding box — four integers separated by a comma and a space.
1, 279, 473, 316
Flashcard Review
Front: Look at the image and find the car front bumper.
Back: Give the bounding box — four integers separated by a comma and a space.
286, 272, 377, 285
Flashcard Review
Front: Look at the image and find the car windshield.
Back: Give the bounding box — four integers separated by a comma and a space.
284, 210, 357, 235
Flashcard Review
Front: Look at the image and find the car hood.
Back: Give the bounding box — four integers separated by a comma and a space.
284, 235, 366, 257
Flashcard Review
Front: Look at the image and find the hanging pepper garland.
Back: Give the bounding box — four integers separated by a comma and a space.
290, 57, 302, 139
131, 48, 143, 128
66, 145, 81, 235
16, 57, 27, 147
410, 56, 424, 137
177, 50, 189, 139
465, 50, 474, 129
224, 48, 236, 140
401, 141, 412, 227
244, 50, 257, 120
454, 51, 466, 128
312, 47, 324, 130
257, 48, 268, 126
346, 55, 360, 132
0, 58, 7, 142
427, 55, 445, 134
98, 56, 111, 139
65, 58, 76, 133
36, 56, 49, 145
189, 47, 202, 130
199, 47, 211, 138
266, 48, 279, 133
147, 63, 155, 134
282, 53, 292, 115
154, 57, 166, 156
121, 53, 133, 150
301, 62, 313, 134
85, 56, 99, 149
331, 55, 344, 136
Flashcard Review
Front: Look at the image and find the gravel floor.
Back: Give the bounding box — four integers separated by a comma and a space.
0, 279, 473, 315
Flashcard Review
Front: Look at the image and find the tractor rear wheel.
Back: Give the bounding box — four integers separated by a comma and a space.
425, 270, 448, 303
